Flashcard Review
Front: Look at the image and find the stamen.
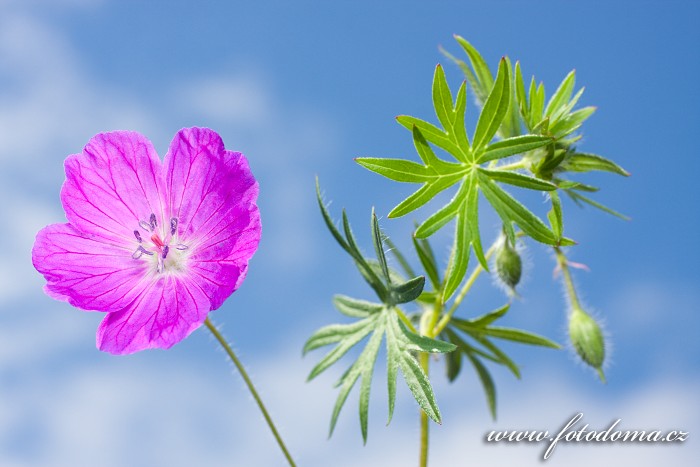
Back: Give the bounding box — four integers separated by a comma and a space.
131, 245, 154, 259
133, 230, 142, 243
149, 213, 157, 230
175, 243, 189, 250
157, 255, 164, 273
170, 217, 178, 236
139, 220, 153, 232
162, 245, 170, 259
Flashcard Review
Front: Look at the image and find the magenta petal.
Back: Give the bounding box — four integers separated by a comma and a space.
96, 275, 210, 354
32, 223, 150, 312
61, 131, 167, 244
164, 128, 261, 309
164, 128, 258, 243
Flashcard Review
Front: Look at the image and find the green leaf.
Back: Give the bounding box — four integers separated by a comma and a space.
391, 276, 426, 304
411, 126, 464, 172
549, 106, 596, 137
358, 327, 384, 443
565, 189, 631, 220
482, 327, 561, 348
397, 319, 456, 353
341, 210, 387, 299
384, 237, 416, 279
453, 35, 494, 104
442, 179, 476, 301
333, 295, 384, 318
514, 61, 528, 122
479, 134, 552, 164
469, 303, 510, 327
355, 157, 434, 183
433, 64, 455, 130
548, 190, 564, 240
477, 173, 560, 245
445, 326, 520, 379
473, 58, 511, 150
465, 175, 487, 269
530, 82, 545, 129
453, 81, 471, 151
414, 177, 469, 238
561, 153, 630, 176
465, 352, 497, 419
453, 318, 561, 348
551, 86, 585, 123
471, 334, 521, 379
387, 317, 442, 424
388, 173, 462, 218
544, 70, 576, 118
413, 236, 441, 290
316, 178, 351, 254
303, 320, 375, 355
396, 115, 465, 159
444, 340, 463, 382
480, 168, 557, 191
307, 317, 377, 380
371, 210, 391, 284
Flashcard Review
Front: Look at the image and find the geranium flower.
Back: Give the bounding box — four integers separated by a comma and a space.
32, 127, 261, 354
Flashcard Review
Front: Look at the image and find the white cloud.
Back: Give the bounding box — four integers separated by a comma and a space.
1, 348, 695, 467
180, 74, 272, 126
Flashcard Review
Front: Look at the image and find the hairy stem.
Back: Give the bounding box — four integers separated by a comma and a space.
204, 318, 297, 467
553, 247, 582, 310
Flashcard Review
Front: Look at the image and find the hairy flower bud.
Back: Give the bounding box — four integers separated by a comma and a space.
495, 238, 522, 291
569, 308, 606, 381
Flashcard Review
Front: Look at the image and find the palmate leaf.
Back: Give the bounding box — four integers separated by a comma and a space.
441, 304, 560, 418
308, 185, 456, 442
357, 58, 561, 300
306, 298, 455, 443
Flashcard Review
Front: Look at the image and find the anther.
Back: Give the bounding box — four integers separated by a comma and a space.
149, 213, 157, 230
175, 244, 189, 250
162, 245, 170, 259
170, 217, 178, 236
131, 245, 154, 259
138, 220, 152, 232
133, 230, 142, 243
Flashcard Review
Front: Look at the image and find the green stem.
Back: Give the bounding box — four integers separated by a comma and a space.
204, 318, 297, 467
553, 247, 582, 310
492, 159, 528, 171
433, 241, 499, 336
418, 351, 430, 467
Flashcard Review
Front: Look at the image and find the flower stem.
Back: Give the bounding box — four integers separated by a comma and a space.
553, 247, 582, 311
204, 318, 297, 467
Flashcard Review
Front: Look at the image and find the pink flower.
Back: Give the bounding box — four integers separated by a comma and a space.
32, 128, 261, 354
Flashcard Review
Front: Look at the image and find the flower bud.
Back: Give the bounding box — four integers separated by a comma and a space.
569, 308, 606, 381
494, 238, 522, 291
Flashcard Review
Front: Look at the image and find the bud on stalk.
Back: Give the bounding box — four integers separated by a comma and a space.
568, 307, 606, 382
494, 236, 522, 292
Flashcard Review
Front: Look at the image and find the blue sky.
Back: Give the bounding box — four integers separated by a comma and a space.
1, 1, 698, 466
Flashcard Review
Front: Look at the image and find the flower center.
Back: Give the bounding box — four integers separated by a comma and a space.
131, 213, 189, 274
